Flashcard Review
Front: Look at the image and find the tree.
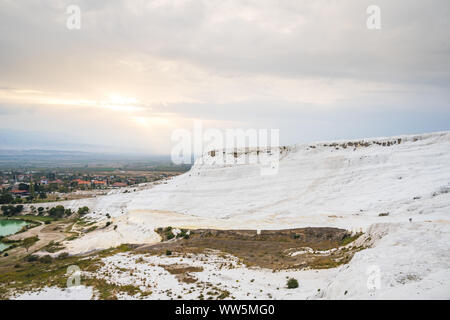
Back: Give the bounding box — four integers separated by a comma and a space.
23, 236, 39, 253
49, 205, 65, 218
1, 205, 13, 216
29, 181, 35, 197
58, 186, 69, 193
18, 183, 29, 191
1, 205, 23, 216
0, 193, 13, 204
15, 205, 23, 214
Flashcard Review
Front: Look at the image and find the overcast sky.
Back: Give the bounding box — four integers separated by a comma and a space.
0, 0, 449, 154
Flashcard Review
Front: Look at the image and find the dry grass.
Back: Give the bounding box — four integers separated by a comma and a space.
139, 227, 365, 270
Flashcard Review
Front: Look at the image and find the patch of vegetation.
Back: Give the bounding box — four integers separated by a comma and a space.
155, 226, 176, 241
217, 290, 230, 299
48, 205, 66, 219
97, 244, 133, 257
0, 236, 21, 251
75, 218, 95, 226
287, 278, 299, 289
39, 255, 53, 264
77, 206, 90, 215
66, 235, 78, 241
176, 229, 189, 239
308, 252, 356, 269
165, 227, 175, 240
0, 205, 24, 216
42, 240, 65, 253
0, 243, 134, 299
86, 226, 98, 233
339, 232, 363, 246
84, 277, 144, 300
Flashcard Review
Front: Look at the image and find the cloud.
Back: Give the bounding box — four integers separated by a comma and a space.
0, 0, 449, 153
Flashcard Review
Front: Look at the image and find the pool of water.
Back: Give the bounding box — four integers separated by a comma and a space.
0, 219, 28, 252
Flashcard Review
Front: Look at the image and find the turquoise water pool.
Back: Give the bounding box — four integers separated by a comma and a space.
0, 219, 28, 251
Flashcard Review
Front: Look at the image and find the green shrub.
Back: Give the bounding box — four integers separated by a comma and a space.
26, 255, 38, 262
166, 250, 172, 256
57, 252, 69, 259
86, 226, 97, 233
287, 278, 299, 289
39, 255, 53, 263
340, 232, 363, 246
166, 233, 174, 240
164, 226, 175, 240
217, 290, 230, 299
77, 206, 90, 215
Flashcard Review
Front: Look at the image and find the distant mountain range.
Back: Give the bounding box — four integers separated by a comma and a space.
0, 128, 102, 151
0, 148, 178, 168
